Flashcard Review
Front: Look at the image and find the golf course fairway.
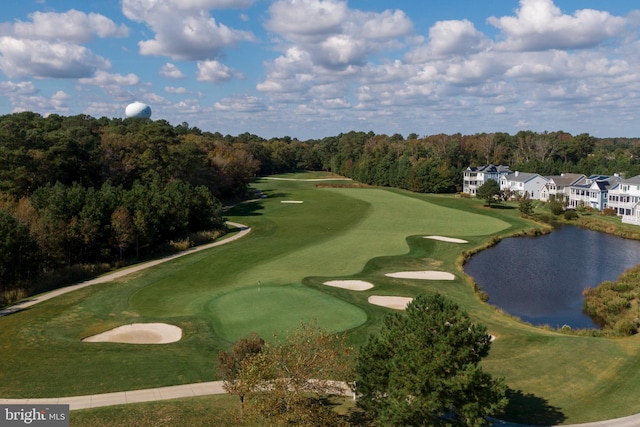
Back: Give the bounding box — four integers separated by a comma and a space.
2, 173, 640, 425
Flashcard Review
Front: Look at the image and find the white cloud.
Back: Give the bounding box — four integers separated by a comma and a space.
0, 37, 110, 79
265, 0, 348, 40
11, 90, 71, 114
214, 95, 267, 112
165, 86, 190, 94
159, 63, 186, 79
122, 0, 255, 21
265, 0, 413, 70
122, 0, 256, 61
12, 10, 128, 43
196, 60, 243, 82
488, 0, 627, 51
405, 19, 489, 64
78, 70, 140, 86
0, 80, 37, 96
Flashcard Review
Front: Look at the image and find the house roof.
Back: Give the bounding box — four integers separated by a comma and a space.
621, 175, 640, 185
572, 175, 621, 191
504, 172, 545, 183
466, 164, 511, 173
545, 173, 586, 186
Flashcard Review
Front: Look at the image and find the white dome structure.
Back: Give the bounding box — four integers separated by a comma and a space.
125, 102, 152, 119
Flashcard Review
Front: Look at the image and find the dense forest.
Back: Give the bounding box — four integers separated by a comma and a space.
1, 111, 640, 305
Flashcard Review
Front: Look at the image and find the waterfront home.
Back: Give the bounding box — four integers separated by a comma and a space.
462, 164, 511, 196
499, 171, 549, 200
566, 175, 622, 211
607, 175, 640, 224
539, 173, 586, 202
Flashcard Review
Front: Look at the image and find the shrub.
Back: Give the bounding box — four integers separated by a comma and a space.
564, 210, 578, 220
549, 200, 565, 215
601, 207, 617, 216
615, 319, 638, 336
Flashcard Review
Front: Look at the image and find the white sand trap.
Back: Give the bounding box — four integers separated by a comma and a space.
385, 271, 455, 280
368, 295, 413, 310
82, 323, 182, 344
323, 280, 374, 291
281, 200, 304, 204
423, 236, 468, 243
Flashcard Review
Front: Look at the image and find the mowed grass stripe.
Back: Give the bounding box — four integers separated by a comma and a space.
231, 186, 510, 287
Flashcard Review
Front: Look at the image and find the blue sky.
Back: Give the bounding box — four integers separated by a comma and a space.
1, 0, 639, 139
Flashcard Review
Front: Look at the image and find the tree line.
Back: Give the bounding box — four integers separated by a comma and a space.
0, 112, 258, 304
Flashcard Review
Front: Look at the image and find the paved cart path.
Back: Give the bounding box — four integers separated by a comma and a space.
0, 222, 250, 317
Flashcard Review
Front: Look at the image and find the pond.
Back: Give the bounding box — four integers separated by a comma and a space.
464, 226, 640, 329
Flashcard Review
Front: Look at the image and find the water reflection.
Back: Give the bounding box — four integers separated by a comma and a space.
464, 226, 640, 328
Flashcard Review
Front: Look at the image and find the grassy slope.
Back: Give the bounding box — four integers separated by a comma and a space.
2, 175, 640, 424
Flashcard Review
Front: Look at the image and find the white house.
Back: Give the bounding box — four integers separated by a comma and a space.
500, 171, 549, 200
540, 173, 586, 202
567, 175, 621, 211
607, 175, 640, 224
462, 164, 511, 196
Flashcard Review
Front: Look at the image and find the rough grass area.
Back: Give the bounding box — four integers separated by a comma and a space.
3, 175, 640, 424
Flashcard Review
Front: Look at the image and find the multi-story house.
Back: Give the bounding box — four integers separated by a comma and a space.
462, 164, 511, 196
607, 175, 640, 224
566, 175, 622, 211
539, 173, 586, 202
499, 171, 549, 200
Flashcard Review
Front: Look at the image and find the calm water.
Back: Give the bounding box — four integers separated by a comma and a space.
464, 226, 640, 329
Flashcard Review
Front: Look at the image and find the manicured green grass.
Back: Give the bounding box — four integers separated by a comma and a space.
70, 394, 357, 427
208, 284, 367, 341
4, 176, 640, 425
70, 395, 244, 427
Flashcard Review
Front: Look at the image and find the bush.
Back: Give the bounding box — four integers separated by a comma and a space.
601, 207, 617, 216
549, 200, 565, 215
615, 319, 638, 336
564, 210, 578, 220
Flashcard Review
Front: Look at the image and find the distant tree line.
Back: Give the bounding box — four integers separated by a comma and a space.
2, 111, 640, 304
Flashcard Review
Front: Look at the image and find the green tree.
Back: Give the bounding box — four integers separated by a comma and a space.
519, 192, 533, 216
111, 206, 135, 259
476, 179, 501, 207
356, 293, 507, 426
0, 210, 41, 295
218, 333, 265, 418
548, 196, 565, 216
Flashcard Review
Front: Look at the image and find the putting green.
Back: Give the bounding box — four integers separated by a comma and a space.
208, 284, 367, 342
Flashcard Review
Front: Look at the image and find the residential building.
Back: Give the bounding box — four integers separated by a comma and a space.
607, 175, 640, 224
499, 171, 549, 200
462, 164, 511, 196
540, 173, 586, 202
566, 175, 622, 211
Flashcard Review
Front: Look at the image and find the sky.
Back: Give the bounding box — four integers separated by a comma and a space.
1, 0, 639, 140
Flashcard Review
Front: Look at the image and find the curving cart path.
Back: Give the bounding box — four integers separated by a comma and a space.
0, 222, 250, 318
1, 220, 640, 425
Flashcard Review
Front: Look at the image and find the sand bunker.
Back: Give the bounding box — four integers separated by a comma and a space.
82, 323, 182, 344
385, 271, 455, 280
281, 200, 304, 204
368, 296, 413, 310
423, 236, 468, 243
323, 280, 374, 291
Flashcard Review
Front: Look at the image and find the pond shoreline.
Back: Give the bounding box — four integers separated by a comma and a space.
462, 217, 640, 334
